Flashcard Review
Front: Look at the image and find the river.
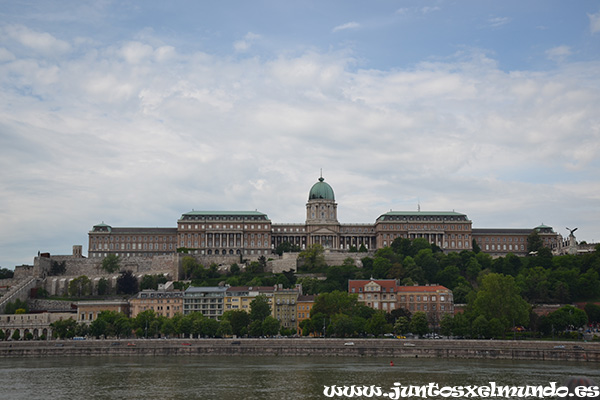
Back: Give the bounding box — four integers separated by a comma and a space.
0, 356, 598, 399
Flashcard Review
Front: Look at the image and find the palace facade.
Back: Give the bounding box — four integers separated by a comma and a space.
88, 176, 563, 259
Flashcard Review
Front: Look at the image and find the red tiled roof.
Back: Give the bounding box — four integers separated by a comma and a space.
396, 285, 449, 292
348, 279, 450, 293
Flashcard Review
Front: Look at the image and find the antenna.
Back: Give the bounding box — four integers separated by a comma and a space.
320, 168, 323, 179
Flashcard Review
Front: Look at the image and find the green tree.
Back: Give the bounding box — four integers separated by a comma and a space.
4, 299, 28, 314
547, 305, 588, 331
409, 312, 429, 336
585, 303, 600, 324
366, 311, 392, 336
182, 256, 199, 280
527, 231, 544, 254
310, 291, 359, 318
248, 320, 263, 337
140, 274, 168, 291
51, 318, 78, 339
275, 241, 301, 256
12, 330, 20, 341
0, 267, 14, 279
201, 318, 220, 337
439, 313, 454, 337
217, 320, 233, 337
489, 318, 504, 339
471, 315, 490, 338
472, 239, 481, 254
250, 295, 271, 322
117, 270, 138, 295
222, 310, 250, 337
394, 316, 411, 335
472, 273, 530, 333
90, 311, 131, 338
262, 316, 281, 336
330, 313, 355, 337
97, 278, 110, 295
68, 275, 92, 297
298, 244, 327, 271
101, 254, 120, 273
229, 263, 241, 276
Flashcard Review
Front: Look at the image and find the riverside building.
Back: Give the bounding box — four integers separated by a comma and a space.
348, 279, 454, 324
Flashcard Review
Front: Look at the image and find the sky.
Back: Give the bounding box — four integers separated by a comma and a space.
1, 1, 599, 268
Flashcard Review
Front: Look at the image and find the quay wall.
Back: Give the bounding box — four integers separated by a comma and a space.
0, 339, 599, 362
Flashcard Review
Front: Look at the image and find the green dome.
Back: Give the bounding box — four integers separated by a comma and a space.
308, 177, 335, 201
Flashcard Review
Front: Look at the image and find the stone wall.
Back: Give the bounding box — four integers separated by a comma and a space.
28, 299, 76, 313
1, 339, 599, 362
323, 252, 367, 267
13, 265, 35, 280
268, 253, 299, 273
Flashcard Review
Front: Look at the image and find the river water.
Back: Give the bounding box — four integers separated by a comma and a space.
0, 356, 598, 400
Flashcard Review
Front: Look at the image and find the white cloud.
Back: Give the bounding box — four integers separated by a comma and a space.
0, 47, 15, 62
119, 41, 154, 64
332, 22, 360, 33
589, 11, 600, 34
233, 32, 261, 52
488, 17, 511, 28
421, 6, 441, 14
1, 25, 600, 267
546, 45, 572, 62
4, 24, 71, 55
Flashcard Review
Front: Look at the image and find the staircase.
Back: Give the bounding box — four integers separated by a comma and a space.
0, 277, 40, 314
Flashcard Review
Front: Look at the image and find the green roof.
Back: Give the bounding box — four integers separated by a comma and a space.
308, 177, 335, 201
91, 223, 112, 233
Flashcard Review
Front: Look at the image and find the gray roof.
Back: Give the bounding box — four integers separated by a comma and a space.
377, 211, 469, 222
92, 227, 177, 235
180, 211, 269, 221
185, 286, 229, 294
472, 228, 533, 235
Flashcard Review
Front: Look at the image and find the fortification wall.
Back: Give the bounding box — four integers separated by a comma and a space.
268, 254, 298, 273
323, 252, 366, 267
28, 299, 76, 313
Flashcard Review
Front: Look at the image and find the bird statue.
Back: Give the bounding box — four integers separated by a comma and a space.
566, 227, 578, 236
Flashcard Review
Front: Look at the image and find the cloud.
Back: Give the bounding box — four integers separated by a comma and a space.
546, 45, 572, 62
589, 11, 600, 34
4, 24, 71, 55
421, 6, 441, 14
233, 32, 261, 52
332, 22, 360, 33
1, 25, 600, 267
488, 17, 511, 28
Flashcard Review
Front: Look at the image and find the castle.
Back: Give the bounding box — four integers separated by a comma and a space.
88, 175, 563, 261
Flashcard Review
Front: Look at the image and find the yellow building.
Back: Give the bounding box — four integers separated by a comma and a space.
129, 289, 183, 319
77, 300, 130, 323
225, 286, 274, 313
296, 294, 316, 334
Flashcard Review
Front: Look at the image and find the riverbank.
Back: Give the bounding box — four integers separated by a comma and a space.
1, 338, 599, 361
